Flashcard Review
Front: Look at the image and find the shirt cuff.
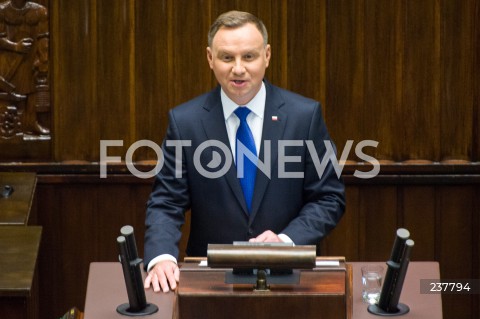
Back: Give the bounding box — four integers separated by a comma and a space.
147, 254, 178, 273
278, 233, 295, 245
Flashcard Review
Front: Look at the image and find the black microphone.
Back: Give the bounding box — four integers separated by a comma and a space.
368, 228, 413, 316
116, 226, 158, 316
389, 228, 410, 263
387, 239, 414, 311
120, 225, 139, 261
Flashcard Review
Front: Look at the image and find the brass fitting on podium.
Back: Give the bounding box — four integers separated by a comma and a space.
254, 269, 270, 291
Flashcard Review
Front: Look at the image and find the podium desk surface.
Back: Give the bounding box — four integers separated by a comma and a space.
84, 261, 442, 319
350, 262, 442, 319
84, 263, 174, 319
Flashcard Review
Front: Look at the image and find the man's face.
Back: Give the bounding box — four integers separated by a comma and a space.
207, 23, 271, 106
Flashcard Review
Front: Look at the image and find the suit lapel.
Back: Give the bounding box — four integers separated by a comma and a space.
200, 88, 248, 214
249, 83, 287, 220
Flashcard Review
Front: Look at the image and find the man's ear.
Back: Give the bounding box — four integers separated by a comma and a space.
206, 47, 214, 69
265, 44, 271, 68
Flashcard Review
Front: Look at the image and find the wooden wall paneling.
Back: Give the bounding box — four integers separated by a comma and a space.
209, 0, 231, 20
436, 186, 474, 319
170, 1, 212, 108
229, 0, 265, 18
51, 1, 99, 161
46, 0, 479, 164
436, 186, 474, 276
35, 176, 154, 319
359, 186, 398, 260
56, 185, 97, 312
95, 184, 142, 258
36, 183, 95, 317
393, 0, 405, 163
34, 183, 57, 319
402, 186, 436, 260
474, 0, 480, 162
134, 0, 171, 160
263, 0, 288, 90
439, 0, 475, 162
52, 0, 135, 161
59, 185, 98, 314
94, 0, 134, 156
286, 0, 325, 104
363, 0, 401, 162
44, 0, 480, 164
318, 0, 327, 112
325, 0, 365, 159
475, 185, 480, 318
322, 185, 361, 260
401, 0, 441, 161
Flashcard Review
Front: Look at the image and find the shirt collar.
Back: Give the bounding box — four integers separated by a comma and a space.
221, 82, 266, 121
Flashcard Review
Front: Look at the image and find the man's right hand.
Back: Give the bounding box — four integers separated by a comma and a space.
144, 260, 180, 293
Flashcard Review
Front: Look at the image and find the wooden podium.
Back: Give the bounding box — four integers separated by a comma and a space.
83, 261, 443, 319
175, 258, 351, 319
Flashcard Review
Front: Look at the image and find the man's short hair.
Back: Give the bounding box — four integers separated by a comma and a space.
208, 10, 268, 47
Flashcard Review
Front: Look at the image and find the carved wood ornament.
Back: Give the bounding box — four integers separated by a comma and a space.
0, 0, 50, 141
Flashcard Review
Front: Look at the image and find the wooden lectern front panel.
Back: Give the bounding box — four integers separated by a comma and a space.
177, 270, 347, 319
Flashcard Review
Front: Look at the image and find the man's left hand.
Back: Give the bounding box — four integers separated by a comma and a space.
249, 230, 282, 242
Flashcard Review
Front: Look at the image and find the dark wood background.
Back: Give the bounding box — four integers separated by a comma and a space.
0, 0, 479, 319
45, 0, 479, 163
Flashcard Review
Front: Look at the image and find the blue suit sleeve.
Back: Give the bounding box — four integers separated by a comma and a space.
281, 103, 346, 246
144, 110, 191, 269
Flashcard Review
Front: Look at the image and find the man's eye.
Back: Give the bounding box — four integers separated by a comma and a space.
222, 56, 233, 62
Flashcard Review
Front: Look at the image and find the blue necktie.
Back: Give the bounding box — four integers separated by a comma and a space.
234, 107, 257, 213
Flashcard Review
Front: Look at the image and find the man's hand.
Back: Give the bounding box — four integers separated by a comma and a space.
249, 230, 283, 243
144, 260, 180, 293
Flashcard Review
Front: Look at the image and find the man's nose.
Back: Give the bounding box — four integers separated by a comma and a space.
231, 60, 246, 75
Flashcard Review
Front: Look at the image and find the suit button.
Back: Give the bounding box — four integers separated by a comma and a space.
247, 229, 253, 236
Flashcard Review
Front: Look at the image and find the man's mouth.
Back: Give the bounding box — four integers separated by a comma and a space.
232, 80, 246, 85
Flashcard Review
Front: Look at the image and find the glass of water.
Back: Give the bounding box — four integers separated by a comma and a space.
361, 264, 384, 305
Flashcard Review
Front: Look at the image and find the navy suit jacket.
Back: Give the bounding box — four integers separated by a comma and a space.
144, 81, 345, 266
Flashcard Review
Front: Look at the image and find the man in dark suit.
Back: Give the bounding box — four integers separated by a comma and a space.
144, 10, 345, 293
